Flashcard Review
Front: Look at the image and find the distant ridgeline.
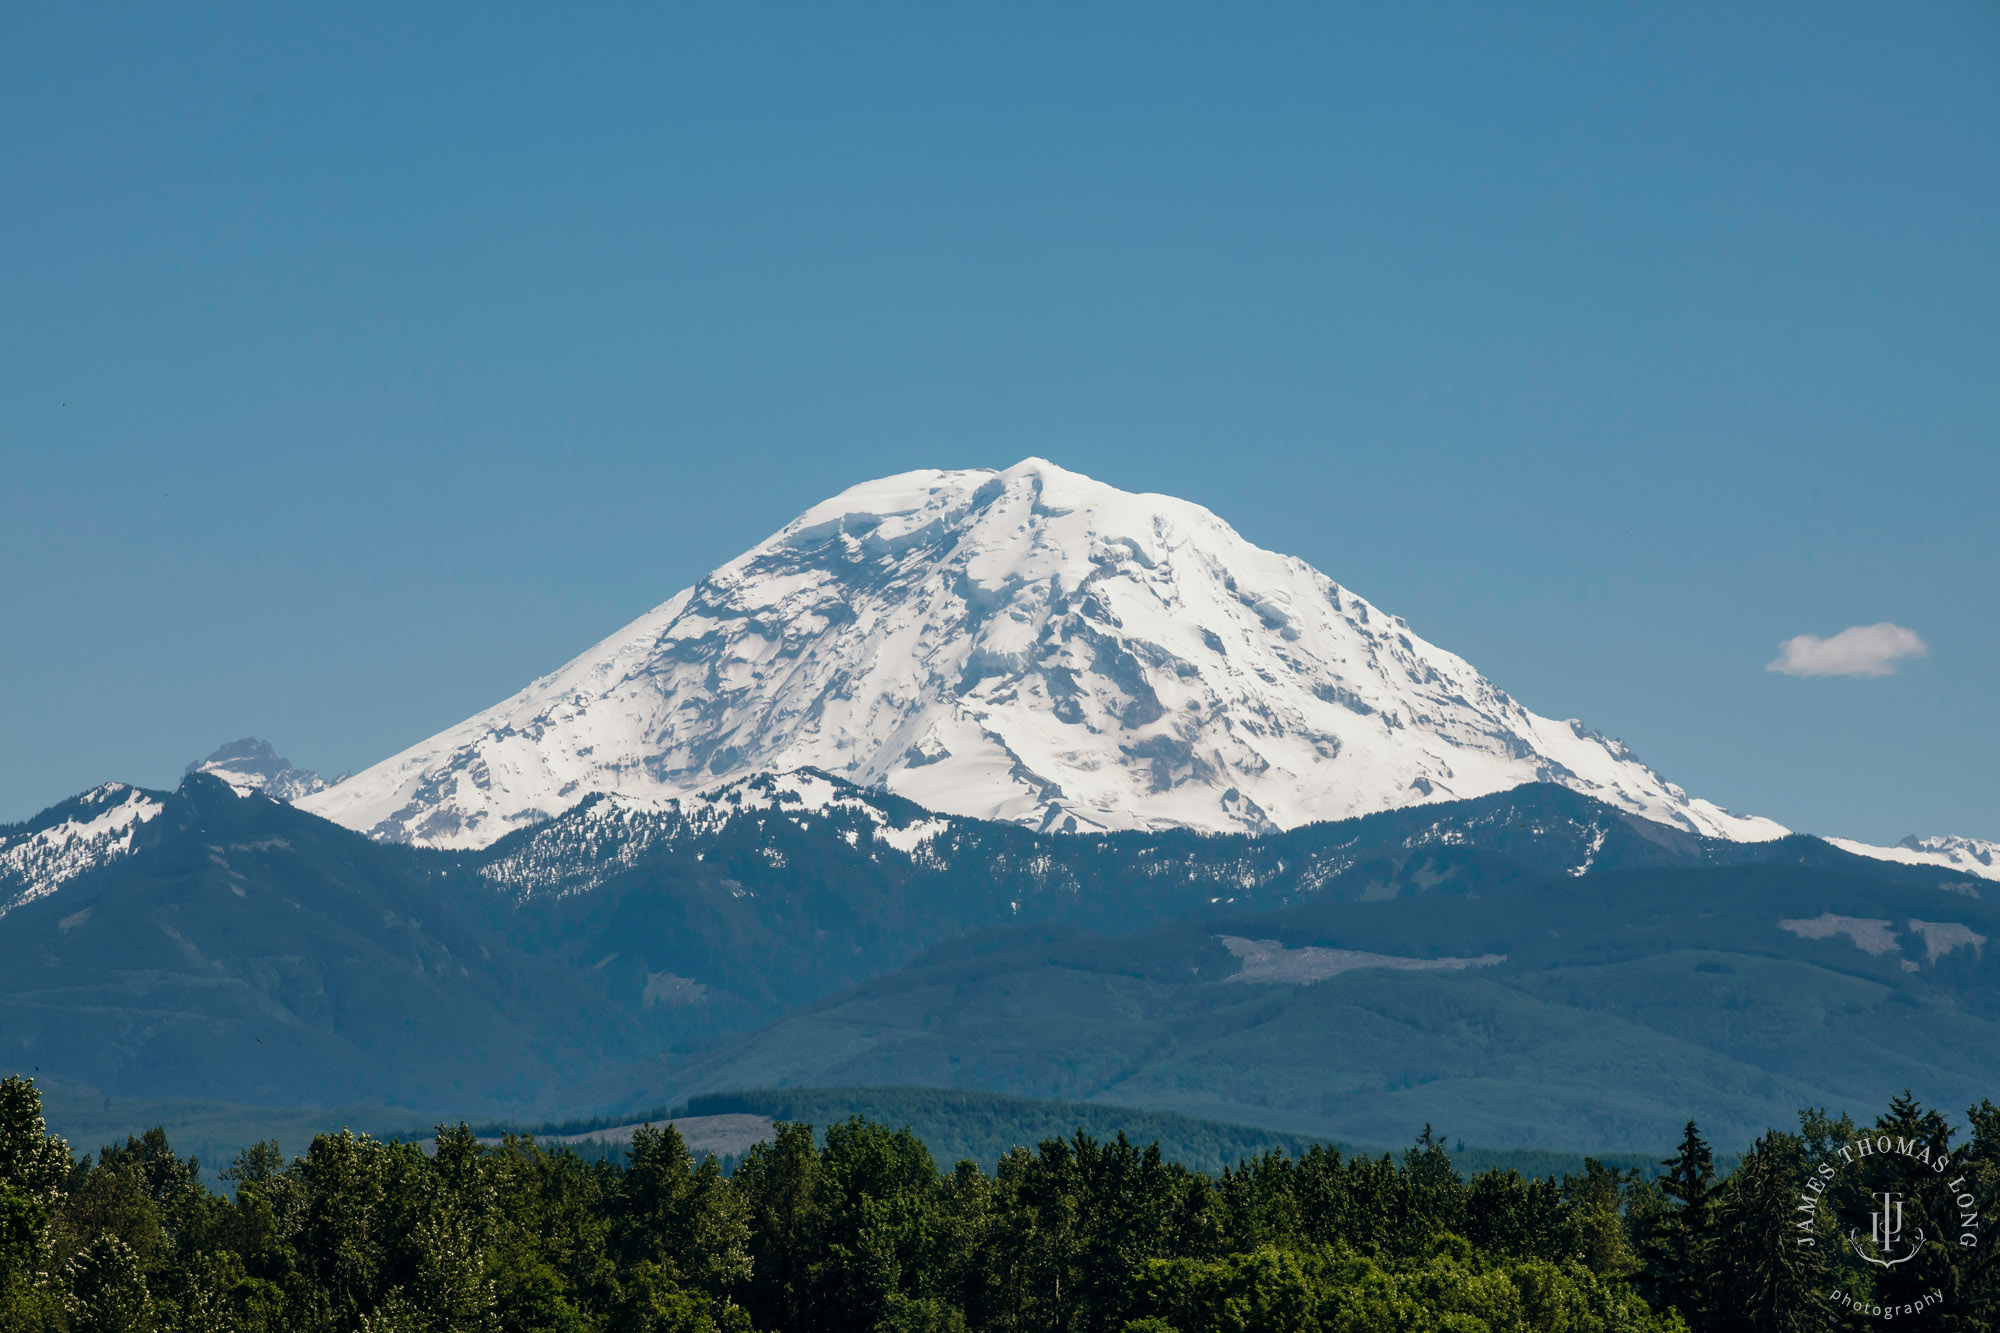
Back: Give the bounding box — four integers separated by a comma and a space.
4, 768, 1997, 1151
683, 1088, 1340, 1176
5, 1074, 1997, 1332
477, 1086, 1687, 1184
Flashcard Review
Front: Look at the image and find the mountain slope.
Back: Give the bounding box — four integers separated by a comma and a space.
301, 459, 1785, 849
0, 774, 646, 1113
0, 782, 165, 919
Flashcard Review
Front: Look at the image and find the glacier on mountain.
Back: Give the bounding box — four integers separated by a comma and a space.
300, 459, 1789, 850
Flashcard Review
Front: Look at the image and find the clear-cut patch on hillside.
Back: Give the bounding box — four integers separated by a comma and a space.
1776, 915, 1985, 968
1219, 935, 1505, 985
1779, 914, 1899, 956
1907, 919, 1986, 963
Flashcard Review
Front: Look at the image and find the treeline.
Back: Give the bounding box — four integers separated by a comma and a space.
468, 1088, 1681, 1186
3, 1075, 1998, 1332
669, 1089, 1678, 1184
496, 1088, 1331, 1179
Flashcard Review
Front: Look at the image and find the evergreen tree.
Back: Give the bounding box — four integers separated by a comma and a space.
1213, 1150, 1298, 1256
1644, 1120, 1716, 1330
1953, 1099, 2000, 1333
1858, 1091, 1960, 1322
619, 1121, 752, 1330
1394, 1124, 1465, 1256
1564, 1159, 1641, 1278
730, 1122, 822, 1332
1706, 1130, 1834, 1333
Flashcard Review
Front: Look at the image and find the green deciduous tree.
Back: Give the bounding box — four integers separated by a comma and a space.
66, 1233, 154, 1333
0, 1076, 69, 1332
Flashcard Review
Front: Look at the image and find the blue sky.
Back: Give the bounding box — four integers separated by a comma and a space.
3, 3, 1995, 841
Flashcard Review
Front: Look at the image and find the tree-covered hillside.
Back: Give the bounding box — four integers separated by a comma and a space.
597, 859, 2000, 1149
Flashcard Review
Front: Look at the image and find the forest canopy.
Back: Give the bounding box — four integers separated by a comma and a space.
3, 1076, 1996, 1332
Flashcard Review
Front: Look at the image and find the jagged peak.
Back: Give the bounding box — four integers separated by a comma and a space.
187, 737, 329, 802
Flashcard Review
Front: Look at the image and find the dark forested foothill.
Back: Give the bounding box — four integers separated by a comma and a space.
5, 1076, 2000, 1333
13, 772, 1998, 1155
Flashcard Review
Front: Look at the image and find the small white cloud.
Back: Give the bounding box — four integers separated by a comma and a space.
1767, 622, 1928, 678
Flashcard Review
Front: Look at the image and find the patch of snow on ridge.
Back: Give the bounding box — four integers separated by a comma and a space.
302, 458, 1791, 849
0, 784, 164, 918
1570, 822, 1610, 877
877, 817, 951, 855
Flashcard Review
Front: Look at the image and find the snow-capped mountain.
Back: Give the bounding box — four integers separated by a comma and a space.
1826, 834, 2000, 886
300, 459, 1787, 850
0, 783, 164, 918
187, 738, 331, 801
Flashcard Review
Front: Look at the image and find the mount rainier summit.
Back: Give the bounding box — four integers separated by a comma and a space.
300, 459, 1789, 849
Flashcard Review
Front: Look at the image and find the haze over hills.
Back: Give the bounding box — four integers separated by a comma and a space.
298, 459, 1789, 849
